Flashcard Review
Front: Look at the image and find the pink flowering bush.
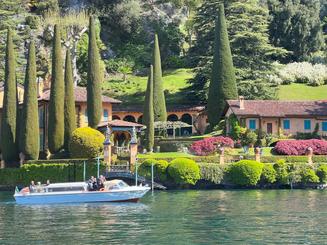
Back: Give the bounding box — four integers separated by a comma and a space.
190, 136, 234, 156
274, 139, 327, 155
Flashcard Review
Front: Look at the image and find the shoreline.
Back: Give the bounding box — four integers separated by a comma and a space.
2, 183, 326, 192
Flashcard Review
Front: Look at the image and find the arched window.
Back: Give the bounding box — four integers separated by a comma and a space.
181, 114, 192, 125
181, 113, 193, 135
112, 115, 120, 120
123, 115, 136, 123
167, 114, 178, 121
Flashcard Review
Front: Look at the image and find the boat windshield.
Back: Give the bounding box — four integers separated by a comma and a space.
104, 180, 129, 190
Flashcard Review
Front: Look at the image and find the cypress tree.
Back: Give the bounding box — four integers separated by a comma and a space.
20, 41, 39, 160
207, 4, 238, 129
152, 34, 167, 122
1, 29, 18, 163
64, 50, 76, 152
48, 24, 65, 153
143, 65, 154, 152
87, 16, 102, 128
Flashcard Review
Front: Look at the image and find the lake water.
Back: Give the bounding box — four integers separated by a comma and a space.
0, 190, 327, 244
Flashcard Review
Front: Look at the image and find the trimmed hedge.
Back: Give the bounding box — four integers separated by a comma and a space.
156, 160, 169, 181
228, 160, 264, 186
138, 159, 170, 182
138, 159, 158, 179
167, 158, 200, 185
242, 155, 327, 163
273, 160, 289, 185
198, 163, 226, 184
0, 162, 106, 186
69, 127, 105, 159
274, 139, 327, 155
317, 165, 327, 183
300, 167, 319, 184
260, 164, 277, 184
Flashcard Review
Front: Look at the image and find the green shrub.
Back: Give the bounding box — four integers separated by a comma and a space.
21, 164, 70, 184
0, 162, 107, 186
243, 155, 327, 163
300, 167, 319, 184
261, 164, 277, 184
228, 160, 264, 186
167, 158, 200, 185
138, 159, 158, 178
69, 127, 105, 159
273, 159, 289, 184
317, 165, 327, 183
155, 160, 169, 181
198, 163, 226, 184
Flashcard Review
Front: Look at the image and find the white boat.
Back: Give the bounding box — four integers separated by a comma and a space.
14, 180, 150, 205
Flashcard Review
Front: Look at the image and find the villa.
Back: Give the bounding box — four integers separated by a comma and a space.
112, 104, 207, 135
0, 80, 208, 151
224, 96, 327, 136
0, 80, 121, 151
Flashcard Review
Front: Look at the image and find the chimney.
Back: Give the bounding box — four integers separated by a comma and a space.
37, 77, 44, 98
239, 96, 245, 110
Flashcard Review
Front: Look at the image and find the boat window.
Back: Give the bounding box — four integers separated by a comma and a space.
118, 181, 128, 188
47, 186, 85, 192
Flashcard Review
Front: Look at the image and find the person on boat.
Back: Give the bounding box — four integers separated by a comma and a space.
97, 175, 106, 190
92, 176, 98, 190
88, 176, 97, 191
29, 181, 36, 192
46, 180, 50, 185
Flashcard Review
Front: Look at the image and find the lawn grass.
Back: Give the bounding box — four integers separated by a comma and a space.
137, 152, 195, 159
103, 68, 194, 105
278, 83, 327, 100
229, 147, 273, 156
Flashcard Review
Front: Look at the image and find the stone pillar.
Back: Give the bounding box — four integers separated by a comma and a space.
255, 147, 261, 163
306, 147, 313, 165
0, 154, 4, 169
19, 152, 25, 167
218, 146, 225, 164
130, 143, 138, 168
103, 144, 112, 172
129, 126, 138, 170
45, 148, 51, 160
103, 126, 112, 173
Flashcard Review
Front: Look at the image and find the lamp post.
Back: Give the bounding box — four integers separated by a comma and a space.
103, 126, 112, 174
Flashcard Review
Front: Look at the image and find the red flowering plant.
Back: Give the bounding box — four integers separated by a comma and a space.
190, 136, 234, 156
274, 139, 327, 155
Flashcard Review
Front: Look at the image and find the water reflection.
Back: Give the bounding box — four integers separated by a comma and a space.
1, 190, 327, 244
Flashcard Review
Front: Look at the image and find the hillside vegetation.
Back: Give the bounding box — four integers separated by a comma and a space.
103, 68, 194, 105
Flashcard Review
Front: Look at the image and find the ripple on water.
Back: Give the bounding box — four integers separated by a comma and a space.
1, 190, 327, 245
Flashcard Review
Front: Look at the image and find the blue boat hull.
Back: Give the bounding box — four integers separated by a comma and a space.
14, 188, 150, 205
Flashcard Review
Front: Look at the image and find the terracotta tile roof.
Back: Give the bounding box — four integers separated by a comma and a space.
39, 87, 121, 104
98, 120, 144, 128
112, 104, 205, 113
226, 100, 327, 117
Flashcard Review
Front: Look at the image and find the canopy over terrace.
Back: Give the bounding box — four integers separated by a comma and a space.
154, 121, 192, 138
98, 120, 144, 147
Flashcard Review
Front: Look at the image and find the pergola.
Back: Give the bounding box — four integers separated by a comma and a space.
153, 121, 192, 138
